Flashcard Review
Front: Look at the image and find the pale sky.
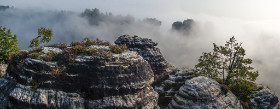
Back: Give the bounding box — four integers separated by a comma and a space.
2, 0, 280, 20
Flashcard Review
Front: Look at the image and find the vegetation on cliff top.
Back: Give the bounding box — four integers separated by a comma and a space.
29, 27, 53, 48
0, 26, 19, 64
195, 36, 259, 106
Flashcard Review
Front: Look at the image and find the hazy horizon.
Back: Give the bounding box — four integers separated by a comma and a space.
1, 0, 280, 95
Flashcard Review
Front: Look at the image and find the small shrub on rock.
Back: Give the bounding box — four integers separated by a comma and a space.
71, 41, 82, 47
71, 45, 87, 54
29, 53, 39, 59
110, 44, 127, 54
57, 48, 75, 65
71, 38, 110, 47
41, 51, 58, 61
46, 43, 67, 49
87, 48, 98, 54
94, 38, 110, 46
8, 51, 28, 64
51, 68, 63, 76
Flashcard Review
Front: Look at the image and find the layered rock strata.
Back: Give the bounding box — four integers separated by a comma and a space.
0, 45, 159, 108
249, 85, 280, 109
115, 35, 176, 81
168, 76, 243, 109
155, 68, 195, 108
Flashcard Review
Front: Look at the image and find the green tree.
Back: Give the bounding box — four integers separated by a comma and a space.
29, 27, 53, 48
0, 26, 19, 64
195, 36, 259, 99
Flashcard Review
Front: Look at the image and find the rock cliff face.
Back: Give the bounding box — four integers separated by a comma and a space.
249, 85, 280, 109
0, 35, 279, 109
0, 64, 7, 77
155, 68, 195, 108
168, 76, 243, 109
0, 43, 159, 108
115, 35, 176, 81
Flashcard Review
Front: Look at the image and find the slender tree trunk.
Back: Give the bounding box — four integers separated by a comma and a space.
223, 66, 225, 84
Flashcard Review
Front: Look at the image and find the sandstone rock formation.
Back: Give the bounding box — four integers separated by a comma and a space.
168, 76, 243, 109
249, 85, 280, 109
155, 68, 195, 108
1, 35, 280, 109
115, 35, 176, 81
172, 19, 195, 34
0, 42, 159, 108
0, 64, 7, 77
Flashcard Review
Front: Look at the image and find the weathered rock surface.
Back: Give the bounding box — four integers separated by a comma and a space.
249, 85, 280, 109
168, 76, 243, 109
0, 45, 159, 108
155, 68, 195, 108
0, 64, 7, 77
115, 35, 176, 81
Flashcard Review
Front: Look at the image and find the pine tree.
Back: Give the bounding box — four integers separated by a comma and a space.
29, 27, 53, 48
195, 36, 259, 99
0, 26, 19, 64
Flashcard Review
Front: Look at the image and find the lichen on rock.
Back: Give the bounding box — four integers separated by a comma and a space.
249, 85, 280, 109
0, 38, 159, 109
168, 76, 243, 109
115, 35, 176, 81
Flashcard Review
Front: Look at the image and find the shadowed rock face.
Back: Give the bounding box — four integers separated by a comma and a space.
172, 19, 195, 35
155, 68, 195, 108
168, 76, 243, 109
0, 46, 159, 109
249, 85, 280, 109
115, 35, 176, 81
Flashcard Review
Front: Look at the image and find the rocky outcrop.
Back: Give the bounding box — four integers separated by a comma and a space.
115, 35, 176, 81
0, 43, 159, 108
172, 19, 195, 34
249, 85, 280, 109
168, 76, 243, 109
155, 68, 195, 108
0, 64, 7, 77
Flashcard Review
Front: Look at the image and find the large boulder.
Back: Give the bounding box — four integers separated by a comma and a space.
155, 68, 195, 108
0, 44, 159, 108
115, 35, 176, 81
249, 85, 280, 109
168, 76, 243, 109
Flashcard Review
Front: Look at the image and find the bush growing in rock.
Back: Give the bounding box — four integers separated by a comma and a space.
46, 43, 67, 49
71, 45, 87, 54
0, 26, 19, 64
41, 51, 58, 61
71, 38, 110, 47
29, 27, 53, 48
8, 50, 28, 64
71, 41, 82, 47
57, 48, 75, 65
195, 36, 259, 105
29, 52, 39, 59
87, 48, 98, 54
51, 68, 64, 76
110, 44, 127, 54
